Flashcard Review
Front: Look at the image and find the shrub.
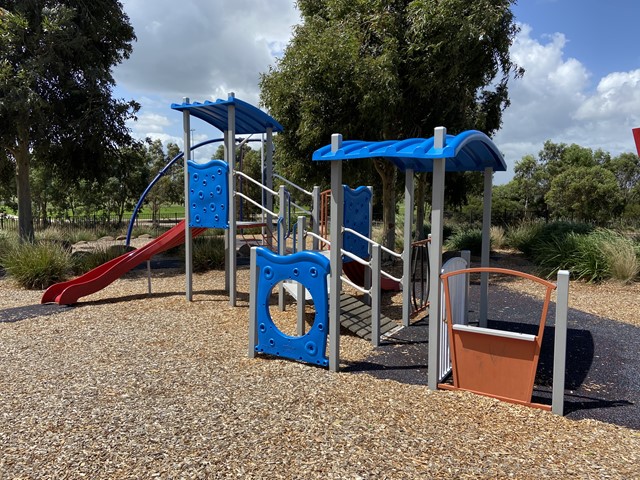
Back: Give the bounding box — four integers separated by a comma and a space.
490, 225, 507, 250
0, 232, 18, 270
532, 229, 639, 283
192, 236, 225, 272
3, 241, 74, 289
445, 228, 483, 256
506, 221, 544, 256
599, 231, 639, 284
73, 244, 132, 274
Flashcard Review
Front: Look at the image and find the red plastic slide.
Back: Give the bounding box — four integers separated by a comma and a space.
41, 221, 205, 305
342, 260, 401, 292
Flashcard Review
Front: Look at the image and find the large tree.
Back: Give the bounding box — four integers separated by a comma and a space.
0, 1, 139, 241
260, 0, 521, 249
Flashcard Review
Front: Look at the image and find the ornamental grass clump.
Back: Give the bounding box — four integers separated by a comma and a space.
192, 236, 225, 272
532, 228, 639, 283
599, 231, 640, 284
73, 244, 131, 275
3, 241, 74, 289
444, 228, 483, 256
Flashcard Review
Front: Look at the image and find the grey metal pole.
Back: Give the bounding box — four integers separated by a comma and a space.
248, 247, 258, 358
479, 167, 493, 327
182, 97, 193, 301
312, 186, 320, 251
297, 216, 307, 336
402, 169, 414, 327
278, 184, 287, 311
227, 93, 237, 306
265, 127, 274, 250
363, 185, 373, 307
329, 134, 343, 373
552, 270, 570, 415
461, 250, 471, 324
371, 243, 381, 347
427, 126, 447, 390
224, 129, 230, 292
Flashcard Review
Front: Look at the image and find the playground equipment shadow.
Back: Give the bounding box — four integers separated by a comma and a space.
345, 283, 640, 431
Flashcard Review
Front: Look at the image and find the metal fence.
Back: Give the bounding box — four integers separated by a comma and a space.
0, 212, 184, 236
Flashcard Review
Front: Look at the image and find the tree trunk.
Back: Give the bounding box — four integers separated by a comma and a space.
15, 126, 34, 242
373, 159, 396, 255
415, 172, 427, 239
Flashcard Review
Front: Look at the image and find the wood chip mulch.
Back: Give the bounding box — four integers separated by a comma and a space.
1, 260, 639, 478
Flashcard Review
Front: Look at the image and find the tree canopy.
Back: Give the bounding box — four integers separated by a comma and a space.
260, 0, 521, 248
0, 1, 139, 240
501, 140, 640, 226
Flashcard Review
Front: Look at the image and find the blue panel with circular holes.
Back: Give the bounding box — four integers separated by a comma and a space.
343, 185, 371, 263
188, 159, 228, 229
254, 247, 330, 367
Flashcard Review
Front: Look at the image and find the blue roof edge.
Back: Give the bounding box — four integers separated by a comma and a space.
311, 130, 506, 172
171, 96, 284, 134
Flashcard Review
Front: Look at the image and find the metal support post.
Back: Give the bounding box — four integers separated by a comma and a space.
227, 94, 237, 306
297, 216, 307, 336
278, 184, 287, 311
552, 270, 570, 415
427, 126, 447, 390
402, 169, 414, 326
479, 167, 493, 327
312, 186, 321, 251
371, 244, 382, 347
182, 97, 193, 301
329, 134, 344, 372
248, 247, 258, 358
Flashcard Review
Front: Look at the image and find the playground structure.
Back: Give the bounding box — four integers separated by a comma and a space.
41, 94, 571, 415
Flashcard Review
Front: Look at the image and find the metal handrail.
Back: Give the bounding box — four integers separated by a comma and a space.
235, 192, 278, 218
273, 173, 312, 197
342, 227, 402, 259
235, 170, 280, 197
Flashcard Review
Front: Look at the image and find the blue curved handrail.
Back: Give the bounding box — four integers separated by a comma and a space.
125, 137, 224, 246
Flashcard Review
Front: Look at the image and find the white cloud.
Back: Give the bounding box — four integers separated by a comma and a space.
575, 70, 640, 120
493, 25, 640, 183
115, 0, 300, 105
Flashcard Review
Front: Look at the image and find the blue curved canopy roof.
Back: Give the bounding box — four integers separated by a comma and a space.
311, 130, 505, 172
171, 96, 284, 135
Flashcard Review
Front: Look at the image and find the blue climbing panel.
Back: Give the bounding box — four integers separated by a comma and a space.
188, 159, 228, 229
254, 247, 330, 367
343, 185, 372, 262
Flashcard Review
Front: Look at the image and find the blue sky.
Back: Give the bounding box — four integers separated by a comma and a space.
113, 0, 640, 184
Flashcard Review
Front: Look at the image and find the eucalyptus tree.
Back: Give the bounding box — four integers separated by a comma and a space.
0, 1, 138, 241
261, 0, 521, 249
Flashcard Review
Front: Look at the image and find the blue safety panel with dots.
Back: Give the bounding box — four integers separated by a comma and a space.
254, 247, 330, 367
343, 185, 371, 263
188, 159, 228, 229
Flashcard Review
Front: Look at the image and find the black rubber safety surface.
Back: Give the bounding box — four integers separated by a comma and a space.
344, 283, 640, 430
